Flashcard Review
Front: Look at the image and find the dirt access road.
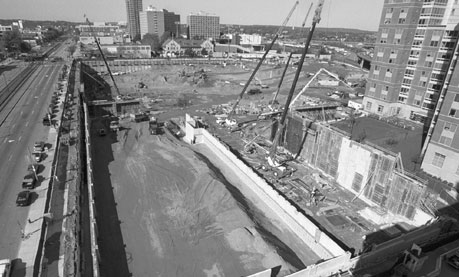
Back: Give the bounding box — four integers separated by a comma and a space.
91, 119, 316, 277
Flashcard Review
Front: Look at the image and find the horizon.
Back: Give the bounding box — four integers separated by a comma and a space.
0, 0, 384, 32
0, 17, 377, 33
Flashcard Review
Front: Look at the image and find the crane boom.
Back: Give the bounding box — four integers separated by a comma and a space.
85, 17, 121, 97
272, 2, 314, 105
269, 0, 325, 161
227, 1, 299, 120
289, 67, 349, 108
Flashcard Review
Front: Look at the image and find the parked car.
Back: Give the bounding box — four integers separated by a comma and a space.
16, 191, 31, 206
32, 152, 42, 162
33, 141, 45, 152
22, 175, 37, 189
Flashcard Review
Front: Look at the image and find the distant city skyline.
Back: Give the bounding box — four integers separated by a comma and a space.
0, 0, 384, 31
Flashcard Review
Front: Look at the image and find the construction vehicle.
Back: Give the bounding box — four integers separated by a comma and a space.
149, 116, 160, 135
225, 1, 300, 126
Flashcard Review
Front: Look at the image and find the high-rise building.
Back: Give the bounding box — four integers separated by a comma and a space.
187, 13, 220, 40
362, 0, 459, 125
139, 6, 165, 39
125, 0, 143, 40
163, 9, 181, 37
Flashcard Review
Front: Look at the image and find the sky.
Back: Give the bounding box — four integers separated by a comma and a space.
0, 0, 384, 31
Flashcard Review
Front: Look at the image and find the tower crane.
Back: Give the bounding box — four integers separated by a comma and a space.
268, 0, 325, 165
85, 16, 121, 98
226, 1, 299, 124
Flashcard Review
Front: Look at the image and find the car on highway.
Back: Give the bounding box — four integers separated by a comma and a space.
16, 191, 31, 206
448, 254, 459, 269
0, 259, 11, 277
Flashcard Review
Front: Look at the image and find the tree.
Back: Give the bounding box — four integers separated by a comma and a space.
20, 41, 31, 53
2, 30, 22, 53
184, 48, 195, 57
141, 33, 161, 52
201, 48, 208, 56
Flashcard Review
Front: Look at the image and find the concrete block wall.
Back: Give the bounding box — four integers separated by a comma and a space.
195, 128, 346, 260
83, 101, 101, 277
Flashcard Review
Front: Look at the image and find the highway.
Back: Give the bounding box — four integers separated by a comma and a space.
0, 43, 67, 263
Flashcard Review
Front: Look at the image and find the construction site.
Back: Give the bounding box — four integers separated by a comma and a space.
75, 3, 459, 277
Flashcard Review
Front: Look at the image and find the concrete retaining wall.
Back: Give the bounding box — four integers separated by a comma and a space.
194, 127, 346, 260
82, 95, 101, 277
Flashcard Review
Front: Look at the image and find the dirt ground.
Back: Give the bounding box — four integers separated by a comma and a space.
110, 60, 364, 113
92, 118, 315, 277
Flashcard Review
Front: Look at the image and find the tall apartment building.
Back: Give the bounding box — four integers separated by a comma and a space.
139, 6, 165, 39
421, 2, 459, 185
163, 9, 181, 37
125, 0, 143, 39
363, 0, 459, 125
187, 13, 220, 40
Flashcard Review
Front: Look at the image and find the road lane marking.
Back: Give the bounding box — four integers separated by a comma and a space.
18, 136, 22, 141
3, 138, 7, 144
12, 124, 16, 128
20, 111, 23, 115
8, 154, 12, 161
25, 121, 29, 127
31, 110, 35, 114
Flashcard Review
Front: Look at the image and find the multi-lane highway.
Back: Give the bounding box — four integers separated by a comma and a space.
0, 43, 68, 263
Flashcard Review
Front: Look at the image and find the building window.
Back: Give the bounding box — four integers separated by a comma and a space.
432, 152, 446, 168
378, 105, 384, 113
398, 18, 406, 24
454, 94, 459, 102
366, 101, 372, 110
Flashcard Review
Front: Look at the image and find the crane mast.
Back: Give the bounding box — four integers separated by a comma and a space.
85, 17, 121, 97
227, 1, 299, 120
269, 0, 325, 162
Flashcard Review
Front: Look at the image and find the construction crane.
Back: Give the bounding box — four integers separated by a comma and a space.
85, 16, 121, 98
268, 0, 325, 165
272, 2, 314, 105
226, 1, 299, 123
